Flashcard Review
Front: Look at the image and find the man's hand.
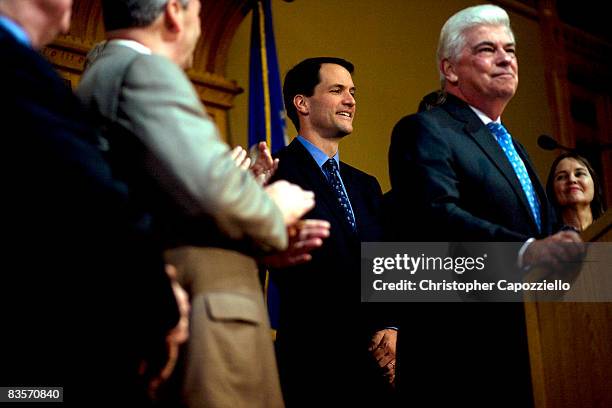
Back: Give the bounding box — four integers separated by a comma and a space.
148, 265, 190, 397
369, 328, 398, 386
260, 220, 330, 267
523, 230, 585, 273
265, 180, 315, 226
229, 146, 251, 171
250, 141, 279, 185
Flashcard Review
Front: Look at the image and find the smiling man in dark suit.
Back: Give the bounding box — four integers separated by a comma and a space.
270, 57, 395, 405
389, 4, 583, 407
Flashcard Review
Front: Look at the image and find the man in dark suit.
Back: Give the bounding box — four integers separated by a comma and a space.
389, 5, 582, 407
271, 57, 395, 405
0, 0, 184, 403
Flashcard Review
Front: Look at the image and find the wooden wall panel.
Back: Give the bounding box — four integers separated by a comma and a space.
42, 0, 251, 141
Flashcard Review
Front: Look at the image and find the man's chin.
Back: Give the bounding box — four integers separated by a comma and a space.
492, 83, 518, 98
338, 125, 353, 138
323, 131, 351, 141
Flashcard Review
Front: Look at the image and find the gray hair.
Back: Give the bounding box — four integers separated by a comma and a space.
102, 0, 190, 31
437, 4, 514, 86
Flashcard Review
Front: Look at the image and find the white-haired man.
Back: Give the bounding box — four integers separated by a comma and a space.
389, 4, 582, 406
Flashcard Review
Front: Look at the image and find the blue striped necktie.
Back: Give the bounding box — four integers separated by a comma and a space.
322, 158, 356, 231
487, 122, 542, 232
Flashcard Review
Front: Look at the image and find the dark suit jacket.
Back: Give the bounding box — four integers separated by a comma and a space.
389, 93, 555, 242
270, 138, 390, 404
0, 26, 178, 404
388, 94, 552, 406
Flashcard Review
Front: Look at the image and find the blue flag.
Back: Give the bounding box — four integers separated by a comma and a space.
248, 0, 287, 153
248, 0, 286, 333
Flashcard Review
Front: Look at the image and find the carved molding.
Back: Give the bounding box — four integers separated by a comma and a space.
194, 0, 253, 74
43, 0, 253, 140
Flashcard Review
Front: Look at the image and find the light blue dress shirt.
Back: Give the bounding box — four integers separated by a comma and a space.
296, 135, 355, 216
0, 15, 31, 46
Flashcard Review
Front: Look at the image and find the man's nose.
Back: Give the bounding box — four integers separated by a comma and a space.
496, 50, 514, 65
343, 91, 355, 106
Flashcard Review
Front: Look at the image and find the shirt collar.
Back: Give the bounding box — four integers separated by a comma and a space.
297, 136, 340, 169
109, 39, 152, 55
468, 105, 501, 126
0, 15, 31, 47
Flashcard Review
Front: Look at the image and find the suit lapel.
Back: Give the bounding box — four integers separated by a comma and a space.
287, 140, 357, 237
443, 98, 540, 232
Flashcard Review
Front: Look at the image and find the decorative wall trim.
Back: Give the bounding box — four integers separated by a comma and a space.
42, 0, 253, 141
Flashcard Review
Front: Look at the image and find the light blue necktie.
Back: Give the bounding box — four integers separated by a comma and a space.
487, 122, 541, 232
322, 158, 356, 231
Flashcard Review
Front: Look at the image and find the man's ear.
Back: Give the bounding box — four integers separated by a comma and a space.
163, 0, 182, 33
294, 95, 308, 115
441, 59, 458, 84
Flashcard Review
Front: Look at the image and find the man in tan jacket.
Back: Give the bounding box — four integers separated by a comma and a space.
77, 1, 324, 406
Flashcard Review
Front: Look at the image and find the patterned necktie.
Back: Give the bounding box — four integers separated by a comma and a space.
486, 122, 542, 232
322, 158, 356, 231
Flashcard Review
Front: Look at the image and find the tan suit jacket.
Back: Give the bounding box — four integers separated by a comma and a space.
77, 41, 286, 251
77, 41, 284, 408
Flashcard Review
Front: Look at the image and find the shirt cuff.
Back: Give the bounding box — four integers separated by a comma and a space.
517, 237, 536, 270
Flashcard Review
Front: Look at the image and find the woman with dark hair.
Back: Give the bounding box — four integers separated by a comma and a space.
546, 152, 606, 231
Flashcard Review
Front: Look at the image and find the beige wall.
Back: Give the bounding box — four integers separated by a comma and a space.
226, 0, 558, 192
